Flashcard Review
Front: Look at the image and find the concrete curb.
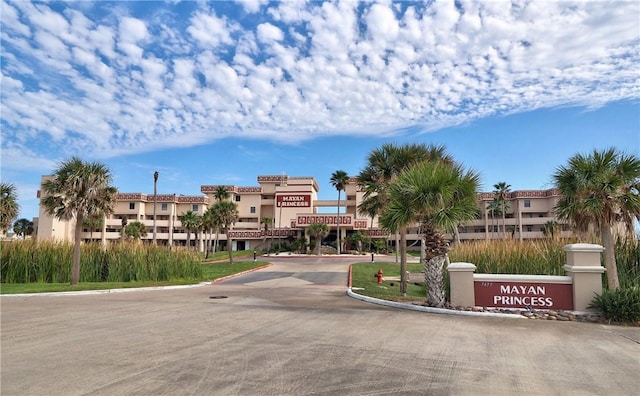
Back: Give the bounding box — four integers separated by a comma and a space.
346, 288, 527, 319
0, 282, 211, 298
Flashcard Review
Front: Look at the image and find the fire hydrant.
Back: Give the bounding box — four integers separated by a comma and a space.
376, 269, 383, 284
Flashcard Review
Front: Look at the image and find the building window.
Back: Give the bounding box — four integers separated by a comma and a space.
161, 203, 168, 211
235, 195, 241, 202
524, 199, 531, 208
250, 206, 256, 214
129, 202, 135, 210
526, 226, 533, 232
192, 204, 198, 212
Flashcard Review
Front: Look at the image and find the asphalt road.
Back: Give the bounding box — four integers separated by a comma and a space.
1, 256, 638, 395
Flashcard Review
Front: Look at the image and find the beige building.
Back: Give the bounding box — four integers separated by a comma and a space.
36, 174, 569, 250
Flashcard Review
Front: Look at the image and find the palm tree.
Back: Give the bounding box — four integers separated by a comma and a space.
82, 213, 104, 243
152, 171, 159, 245
493, 182, 511, 239
380, 160, 480, 307
357, 196, 380, 252
213, 200, 239, 263
41, 157, 117, 285
357, 143, 453, 295
214, 186, 230, 201
553, 148, 640, 290
202, 208, 214, 258
485, 199, 499, 239
12, 218, 34, 239
330, 170, 349, 254
0, 182, 19, 235
542, 220, 558, 240
123, 221, 147, 241
180, 210, 199, 250
260, 216, 272, 251
210, 206, 223, 254
308, 222, 329, 255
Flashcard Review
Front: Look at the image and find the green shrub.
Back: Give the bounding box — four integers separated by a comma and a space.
588, 287, 640, 324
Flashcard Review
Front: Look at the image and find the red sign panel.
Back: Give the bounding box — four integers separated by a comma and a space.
353, 220, 369, 229
474, 281, 573, 310
364, 229, 391, 237
276, 195, 311, 207
227, 229, 297, 239
296, 215, 352, 225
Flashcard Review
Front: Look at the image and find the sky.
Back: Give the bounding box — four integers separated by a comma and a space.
1, 0, 639, 222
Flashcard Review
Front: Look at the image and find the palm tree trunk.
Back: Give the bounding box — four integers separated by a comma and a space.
336, 191, 341, 255
399, 228, 407, 296
228, 232, 233, 264
71, 215, 83, 285
601, 224, 620, 289
424, 255, 447, 307
502, 203, 506, 240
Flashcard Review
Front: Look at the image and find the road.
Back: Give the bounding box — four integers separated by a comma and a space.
1, 256, 638, 395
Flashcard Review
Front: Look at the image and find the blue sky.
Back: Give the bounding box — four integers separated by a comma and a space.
1, 0, 639, 221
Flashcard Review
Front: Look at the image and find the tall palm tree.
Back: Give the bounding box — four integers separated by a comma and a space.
357, 196, 380, 252
357, 143, 453, 295
82, 213, 104, 243
493, 182, 511, 239
153, 171, 159, 245
41, 157, 117, 285
542, 220, 558, 240
208, 205, 224, 254
211, 186, 231, 254
12, 218, 34, 239
553, 148, 640, 290
123, 221, 147, 241
0, 182, 20, 235
260, 216, 272, 251
330, 170, 349, 254
380, 160, 480, 307
214, 185, 230, 201
307, 222, 329, 255
202, 208, 213, 258
486, 198, 501, 239
180, 210, 199, 250
213, 200, 239, 263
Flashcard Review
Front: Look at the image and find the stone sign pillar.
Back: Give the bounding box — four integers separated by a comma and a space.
448, 262, 477, 307
563, 243, 606, 312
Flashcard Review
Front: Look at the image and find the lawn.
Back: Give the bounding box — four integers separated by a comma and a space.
351, 261, 427, 303
0, 260, 268, 295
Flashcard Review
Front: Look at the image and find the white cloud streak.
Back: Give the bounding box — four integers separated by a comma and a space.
1, 0, 638, 169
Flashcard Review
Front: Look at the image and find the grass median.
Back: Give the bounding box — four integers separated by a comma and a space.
351, 261, 426, 303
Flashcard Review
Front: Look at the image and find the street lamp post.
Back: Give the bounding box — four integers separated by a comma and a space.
153, 171, 158, 245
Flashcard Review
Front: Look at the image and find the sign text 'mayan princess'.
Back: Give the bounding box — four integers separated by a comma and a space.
474, 280, 573, 310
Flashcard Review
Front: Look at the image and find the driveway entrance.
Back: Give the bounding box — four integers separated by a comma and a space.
2, 256, 638, 395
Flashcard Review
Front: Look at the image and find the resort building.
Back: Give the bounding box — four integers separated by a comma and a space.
35, 174, 570, 250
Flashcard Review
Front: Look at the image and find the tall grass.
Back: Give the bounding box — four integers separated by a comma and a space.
448, 238, 640, 289
616, 238, 640, 288
1, 240, 202, 283
449, 239, 568, 276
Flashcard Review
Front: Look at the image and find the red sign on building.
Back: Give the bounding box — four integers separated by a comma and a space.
276, 195, 311, 207
296, 215, 352, 225
474, 280, 573, 310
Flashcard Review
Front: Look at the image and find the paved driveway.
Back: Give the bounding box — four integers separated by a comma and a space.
1, 256, 638, 395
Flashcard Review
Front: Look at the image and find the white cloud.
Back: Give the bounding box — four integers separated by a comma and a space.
256, 22, 284, 43
187, 11, 233, 48
0, 0, 638, 165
